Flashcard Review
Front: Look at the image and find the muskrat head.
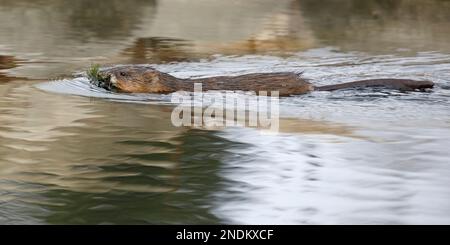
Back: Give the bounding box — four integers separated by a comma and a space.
96, 66, 176, 93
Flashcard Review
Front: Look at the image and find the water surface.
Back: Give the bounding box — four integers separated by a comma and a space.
1, 0, 450, 224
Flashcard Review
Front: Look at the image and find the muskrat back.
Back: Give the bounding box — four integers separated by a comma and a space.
179, 72, 314, 96
96, 66, 313, 96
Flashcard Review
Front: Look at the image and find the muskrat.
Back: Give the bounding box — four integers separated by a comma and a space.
91, 65, 434, 96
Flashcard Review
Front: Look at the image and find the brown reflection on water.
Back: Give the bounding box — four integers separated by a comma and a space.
1, 0, 450, 78
193, 115, 359, 139
117, 0, 450, 63
63, 0, 157, 40
0, 55, 17, 70
121, 37, 196, 64
203, 0, 315, 56
0, 0, 158, 78
0, 86, 182, 191
0, 84, 225, 223
0, 55, 19, 82
117, 0, 316, 63
298, 0, 450, 52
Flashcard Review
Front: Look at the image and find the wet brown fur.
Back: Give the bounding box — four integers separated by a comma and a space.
96, 65, 434, 96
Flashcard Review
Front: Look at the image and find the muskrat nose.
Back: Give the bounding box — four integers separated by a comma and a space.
99, 73, 111, 82
93, 73, 114, 90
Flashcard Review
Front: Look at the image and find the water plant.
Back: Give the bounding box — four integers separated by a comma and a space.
87, 64, 101, 81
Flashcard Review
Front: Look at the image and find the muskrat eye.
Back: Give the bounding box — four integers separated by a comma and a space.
119, 72, 128, 76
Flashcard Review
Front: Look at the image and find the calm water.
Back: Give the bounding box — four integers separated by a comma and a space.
1, 0, 450, 224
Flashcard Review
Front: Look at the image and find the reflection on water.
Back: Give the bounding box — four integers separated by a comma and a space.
214, 127, 450, 224
2, 0, 450, 78
122, 37, 195, 64
0, 84, 228, 224
299, 0, 450, 53
0, 55, 20, 82
1, 0, 450, 224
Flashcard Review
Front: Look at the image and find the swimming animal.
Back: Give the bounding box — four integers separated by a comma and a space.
90, 65, 434, 96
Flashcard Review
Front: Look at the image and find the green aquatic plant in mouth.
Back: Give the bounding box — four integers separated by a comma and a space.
86, 64, 115, 90
87, 64, 101, 82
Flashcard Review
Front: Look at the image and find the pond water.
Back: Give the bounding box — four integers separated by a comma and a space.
1, 0, 450, 224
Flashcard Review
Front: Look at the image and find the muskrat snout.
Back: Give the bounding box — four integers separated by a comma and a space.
93, 72, 115, 91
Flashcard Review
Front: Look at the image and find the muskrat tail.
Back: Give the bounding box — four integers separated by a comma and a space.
314, 81, 366, 91
314, 83, 354, 91
314, 79, 434, 92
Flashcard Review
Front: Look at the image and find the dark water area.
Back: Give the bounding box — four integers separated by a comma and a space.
1, 0, 450, 224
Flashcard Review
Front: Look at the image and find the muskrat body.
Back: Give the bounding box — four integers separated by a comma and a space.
93, 65, 434, 96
